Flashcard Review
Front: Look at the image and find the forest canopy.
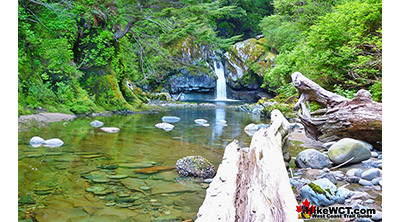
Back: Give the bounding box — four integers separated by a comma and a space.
18, 0, 382, 115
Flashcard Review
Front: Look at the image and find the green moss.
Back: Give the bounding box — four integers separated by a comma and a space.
308, 182, 331, 200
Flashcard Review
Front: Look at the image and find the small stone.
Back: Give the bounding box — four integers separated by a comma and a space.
194, 119, 208, 125
106, 202, 115, 207
100, 127, 120, 133
29, 136, 45, 147
361, 168, 381, 181
348, 176, 360, 183
155, 122, 174, 131
43, 138, 64, 147
90, 120, 104, 128
107, 175, 128, 179
161, 116, 181, 123
322, 168, 330, 173
359, 179, 373, 186
92, 178, 109, 183
365, 199, 374, 204
116, 203, 133, 208
371, 177, 381, 185
371, 151, 379, 158
140, 186, 151, 191
346, 168, 363, 178
372, 211, 382, 221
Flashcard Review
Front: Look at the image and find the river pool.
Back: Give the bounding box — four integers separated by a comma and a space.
18, 104, 266, 221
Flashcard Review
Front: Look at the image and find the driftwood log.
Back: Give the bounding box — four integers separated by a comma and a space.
196, 110, 301, 222
291, 72, 382, 146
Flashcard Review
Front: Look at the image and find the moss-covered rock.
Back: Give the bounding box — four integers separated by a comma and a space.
224, 38, 276, 90
175, 156, 215, 179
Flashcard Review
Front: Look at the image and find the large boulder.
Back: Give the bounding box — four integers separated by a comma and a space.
295, 149, 332, 169
327, 138, 371, 165
175, 156, 215, 179
300, 178, 346, 206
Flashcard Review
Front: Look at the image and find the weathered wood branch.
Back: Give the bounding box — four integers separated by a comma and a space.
291, 72, 382, 146
196, 110, 301, 222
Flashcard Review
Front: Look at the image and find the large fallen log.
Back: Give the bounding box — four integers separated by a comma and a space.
291, 72, 382, 146
196, 110, 301, 222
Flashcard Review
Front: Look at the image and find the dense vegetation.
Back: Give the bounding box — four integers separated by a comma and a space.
18, 0, 382, 115
260, 0, 382, 101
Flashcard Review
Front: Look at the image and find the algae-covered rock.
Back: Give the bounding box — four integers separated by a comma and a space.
175, 156, 215, 179
327, 138, 371, 165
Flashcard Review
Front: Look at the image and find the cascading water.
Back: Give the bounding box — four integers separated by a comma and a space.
213, 60, 227, 100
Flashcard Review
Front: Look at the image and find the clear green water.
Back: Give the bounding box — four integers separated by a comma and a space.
18, 105, 266, 221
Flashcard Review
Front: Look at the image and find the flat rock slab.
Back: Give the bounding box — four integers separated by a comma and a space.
19, 113, 76, 123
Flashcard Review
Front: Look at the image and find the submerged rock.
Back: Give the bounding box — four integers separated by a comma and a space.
155, 122, 174, 131
161, 116, 181, 123
90, 120, 104, 128
295, 149, 332, 169
327, 138, 371, 165
19, 194, 36, 205
100, 127, 120, 133
44, 138, 64, 147
176, 156, 215, 179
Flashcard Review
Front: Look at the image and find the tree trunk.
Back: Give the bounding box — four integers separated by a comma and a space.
291, 72, 382, 146
196, 110, 301, 222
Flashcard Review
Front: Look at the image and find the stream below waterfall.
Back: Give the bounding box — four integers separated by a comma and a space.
18, 104, 266, 221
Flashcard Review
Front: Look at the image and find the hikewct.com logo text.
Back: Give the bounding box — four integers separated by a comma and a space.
297, 199, 376, 219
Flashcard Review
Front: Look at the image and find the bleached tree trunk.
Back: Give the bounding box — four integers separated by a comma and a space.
196, 110, 301, 222
291, 72, 382, 145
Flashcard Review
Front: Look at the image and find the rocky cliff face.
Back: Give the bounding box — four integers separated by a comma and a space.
168, 69, 216, 94
165, 37, 217, 97
224, 37, 275, 90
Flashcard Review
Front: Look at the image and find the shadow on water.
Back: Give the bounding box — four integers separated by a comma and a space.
18, 105, 268, 221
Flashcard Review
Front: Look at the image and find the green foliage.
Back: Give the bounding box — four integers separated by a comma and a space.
216, 0, 274, 39
261, 0, 382, 101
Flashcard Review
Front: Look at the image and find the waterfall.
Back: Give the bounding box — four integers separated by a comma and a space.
214, 60, 227, 100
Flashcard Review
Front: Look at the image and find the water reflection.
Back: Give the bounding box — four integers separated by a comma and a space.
212, 108, 226, 140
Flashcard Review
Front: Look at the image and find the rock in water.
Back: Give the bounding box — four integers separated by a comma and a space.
327, 138, 371, 165
100, 127, 120, 133
90, 120, 104, 128
194, 119, 208, 125
29, 136, 45, 147
244, 123, 259, 136
295, 149, 332, 169
44, 138, 64, 147
161, 116, 181, 123
176, 156, 215, 179
155, 122, 174, 131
